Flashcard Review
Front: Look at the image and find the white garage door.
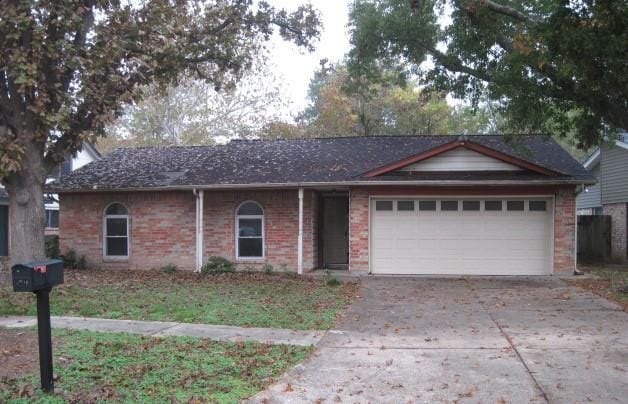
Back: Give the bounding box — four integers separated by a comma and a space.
371, 198, 553, 275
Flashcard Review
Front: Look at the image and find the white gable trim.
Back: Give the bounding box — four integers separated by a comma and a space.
397, 147, 522, 172
583, 149, 600, 170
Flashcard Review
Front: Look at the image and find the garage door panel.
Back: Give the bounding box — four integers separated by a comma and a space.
371, 198, 552, 275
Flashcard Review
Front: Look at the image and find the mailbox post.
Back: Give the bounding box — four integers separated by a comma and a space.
12, 259, 64, 393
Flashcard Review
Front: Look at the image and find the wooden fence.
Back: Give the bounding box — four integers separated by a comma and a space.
577, 215, 611, 262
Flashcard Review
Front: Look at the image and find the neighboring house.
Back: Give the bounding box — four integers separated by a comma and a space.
43, 142, 101, 236
576, 134, 628, 262
51, 135, 593, 276
0, 142, 100, 261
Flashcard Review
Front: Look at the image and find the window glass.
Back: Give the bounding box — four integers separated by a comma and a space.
237, 202, 263, 216
529, 201, 547, 211
238, 238, 263, 257
106, 218, 127, 236
238, 218, 262, 237
418, 200, 437, 211
45, 209, 59, 228
106, 237, 128, 256
462, 201, 480, 211
507, 200, 525, 211
237, 201, 264, 258
484, 200, 503, 211
375, 201, 393, 211
104, 203, 129, 257
441, 200, 459, 211
106, 203, 128, 215
397, 201, 415, 211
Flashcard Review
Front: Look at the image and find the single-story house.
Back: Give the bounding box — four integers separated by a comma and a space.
576, 133, 628, 262
52, 135, 594, 276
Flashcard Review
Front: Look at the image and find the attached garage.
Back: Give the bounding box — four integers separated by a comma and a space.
370, 197, 553, 275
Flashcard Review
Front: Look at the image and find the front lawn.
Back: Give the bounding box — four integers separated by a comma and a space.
0, 327, 311, 403
570, 265, 628, 311
0, 270, 358, 330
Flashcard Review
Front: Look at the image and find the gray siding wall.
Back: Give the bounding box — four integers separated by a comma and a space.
601, 144, 628, 204
577, 164, 601, 209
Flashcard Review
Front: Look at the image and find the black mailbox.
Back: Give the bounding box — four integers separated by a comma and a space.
12, 259, 64, 292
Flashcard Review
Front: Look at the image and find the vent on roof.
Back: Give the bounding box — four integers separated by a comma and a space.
155, 171, 185, 186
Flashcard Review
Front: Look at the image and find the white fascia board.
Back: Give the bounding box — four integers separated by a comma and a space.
583, 148, 600, 170
615, 139, 628, 150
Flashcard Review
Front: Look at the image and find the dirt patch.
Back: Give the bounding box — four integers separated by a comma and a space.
569, 265, 628, 311
0, 327, 39, 379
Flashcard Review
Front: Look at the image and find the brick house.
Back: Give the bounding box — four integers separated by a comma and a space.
52, 135, 594, 276
576, 134, 628, 262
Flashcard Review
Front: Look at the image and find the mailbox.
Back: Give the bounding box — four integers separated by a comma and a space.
12, 259, 64, 292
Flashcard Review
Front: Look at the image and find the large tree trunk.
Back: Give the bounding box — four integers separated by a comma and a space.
3, 140, 48, 266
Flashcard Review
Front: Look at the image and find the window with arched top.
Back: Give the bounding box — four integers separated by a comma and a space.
104, 203, 129, 258
236, 201, 264, 259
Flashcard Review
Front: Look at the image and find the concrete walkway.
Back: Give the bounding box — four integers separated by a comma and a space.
0, 316, 323, 346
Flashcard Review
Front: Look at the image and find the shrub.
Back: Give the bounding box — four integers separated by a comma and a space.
326, 277, 341, 286
324, 269, 340, 286
262, 263, 274, 274
76, 255, 87, 270
201, 256, 235, 274
45, 235, 59, 259
161, 263, 177, 274
61, 249, 87, 270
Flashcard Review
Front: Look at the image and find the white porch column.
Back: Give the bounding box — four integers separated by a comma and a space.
297, 187, 304, 275
194, 190, 204, 272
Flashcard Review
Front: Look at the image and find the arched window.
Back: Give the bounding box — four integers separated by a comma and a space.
236, 201, 264, 259
104, 203, 129, 258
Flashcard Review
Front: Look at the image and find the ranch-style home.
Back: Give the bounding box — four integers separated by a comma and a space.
52, 135, 594, 276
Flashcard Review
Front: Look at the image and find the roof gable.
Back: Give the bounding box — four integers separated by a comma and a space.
363, 139, 561, 178
396, 147, 522, 172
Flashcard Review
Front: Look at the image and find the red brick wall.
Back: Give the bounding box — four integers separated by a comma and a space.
60, 186, 577, 274
348, 188, 370, 271
202, 189, 317, 271
60, 189, 318, 272
60, 192, 196, 270
349, 186, 577, 275
554, 187, 577, 274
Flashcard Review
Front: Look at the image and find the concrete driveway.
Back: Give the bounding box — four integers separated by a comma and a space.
249, 277, 627, 403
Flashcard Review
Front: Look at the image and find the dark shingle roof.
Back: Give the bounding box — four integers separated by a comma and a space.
52, 135, 594, 191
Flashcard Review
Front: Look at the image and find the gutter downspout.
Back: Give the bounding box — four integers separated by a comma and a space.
297, 187, 304, 275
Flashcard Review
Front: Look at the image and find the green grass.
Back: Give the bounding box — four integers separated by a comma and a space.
0, 270, 358, 330
0, 328, 311, 403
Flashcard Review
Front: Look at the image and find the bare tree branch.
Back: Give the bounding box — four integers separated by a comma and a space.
472, 0, 536, 23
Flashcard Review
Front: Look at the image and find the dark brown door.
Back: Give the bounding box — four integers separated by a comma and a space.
323, 197, 349, 269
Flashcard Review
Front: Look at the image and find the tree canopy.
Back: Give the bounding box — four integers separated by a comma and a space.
289, 63, 493, 138
347, 0, 628, 148
0, 0, 320, 264
100, 59, 288, 153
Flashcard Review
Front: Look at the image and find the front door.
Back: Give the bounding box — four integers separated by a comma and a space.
322, 197, 349, 269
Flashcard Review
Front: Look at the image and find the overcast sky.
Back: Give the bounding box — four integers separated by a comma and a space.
266, 0, 352, 118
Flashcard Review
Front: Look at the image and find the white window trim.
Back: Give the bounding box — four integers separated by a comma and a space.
235, 201, 265, 261
103, 203, 130, 260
